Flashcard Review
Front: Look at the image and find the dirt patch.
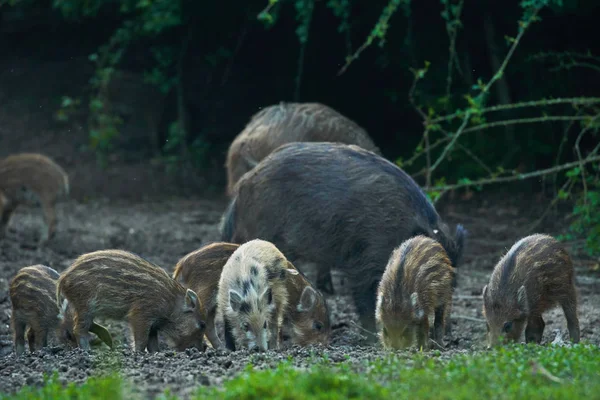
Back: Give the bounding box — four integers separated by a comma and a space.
1, 191, 599, 398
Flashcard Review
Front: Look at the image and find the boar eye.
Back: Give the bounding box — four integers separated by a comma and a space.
263, 321, 268, 329
486, 323, 490, 333
382, 327, 388, 337
503, 321, 513, 333
242, 322, 250, 332
313, 321, 323, 331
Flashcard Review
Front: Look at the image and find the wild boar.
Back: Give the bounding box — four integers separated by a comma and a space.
9, 264, 112, 355
57, 249, 206, 353
0, 153, 69, 244
375, 236, 455, 350
216, 239, 299, 351
220, 142, 465, 337
482, 233, 580, 347
225, 102, 381, 196
173, 241, 331, 349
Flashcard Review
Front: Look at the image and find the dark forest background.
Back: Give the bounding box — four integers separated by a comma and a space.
0, 0, 599, 256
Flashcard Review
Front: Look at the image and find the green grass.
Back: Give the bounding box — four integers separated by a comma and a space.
2, 344, 600, 400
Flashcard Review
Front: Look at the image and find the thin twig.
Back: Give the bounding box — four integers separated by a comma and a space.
572, 115, 600, 205
526, 177, 574, 233
429, 97, 600, 124
444, 0, 464, 99
460, 116, 589, 135
425, 155, 600, 192
349, 321, 378, 338
553, 109, 582, 193
455, 295, 483, 300
452, 315, 486, 323
220, 12, 249, 87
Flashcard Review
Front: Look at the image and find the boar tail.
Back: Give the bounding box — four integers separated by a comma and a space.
63, 174, 70, 198
453, 224, 467, 267
220, 196, 237, 242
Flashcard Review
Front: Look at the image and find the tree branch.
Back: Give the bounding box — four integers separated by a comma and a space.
424, 155, 600, 192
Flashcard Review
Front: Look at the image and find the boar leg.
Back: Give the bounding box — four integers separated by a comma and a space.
354, 280, 379, 343
147, 330, 160, 353
205, 315, 224, 349
26, 329, 36, 353
0, 203, 17, 238
12, 319, 26, 356
417, 319, 430, 350
74, 311, 94, 350
129, 319, 152, 353
561, 293, 580, 343
433, 305, 448, 346
316, 265, 334, 295
525, 315, 545, 344
223, 318, 236, 351
39, 199, 57, 244
32, 328, 49, 352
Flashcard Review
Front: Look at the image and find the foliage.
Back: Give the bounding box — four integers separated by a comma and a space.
0, 373, 125, 399
2, 344, 600, 399
559, 162, 600, 258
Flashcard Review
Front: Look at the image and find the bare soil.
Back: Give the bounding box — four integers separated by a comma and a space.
1, 57, 599, 399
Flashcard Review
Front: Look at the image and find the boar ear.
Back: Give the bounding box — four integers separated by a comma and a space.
184, 289, 199, 311
285, 261, 299, 276
410, 292, 425, 320
298, 286, 317, 313
517, 285, 529, 315
229, 289, 243, 312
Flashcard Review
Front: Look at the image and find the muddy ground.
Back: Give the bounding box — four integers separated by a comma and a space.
1, 188, 599, 398
1, 59, 600, 399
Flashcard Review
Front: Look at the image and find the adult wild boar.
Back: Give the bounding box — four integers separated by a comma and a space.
225, 102, 380, 195
220, 142, 466, 337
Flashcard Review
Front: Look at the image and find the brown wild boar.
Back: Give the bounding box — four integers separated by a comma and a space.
9, 264, 112, 355
482, 234, 580, 347
0, 153, 69, 244
173, 242, 331, 349
216, 239, 299, 351
57, 249, 206, 353
225, 102, 381, 196
220, 142, 465, 338
376, 236, 455, 350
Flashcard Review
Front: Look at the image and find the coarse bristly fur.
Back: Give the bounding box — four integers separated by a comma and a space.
173, 241, 331, 350
225, 102, 381, 196
57, 249, 206, 353
219, 142, 466, 339
375, 236, 455, 350
482, 233, 580, 347
9, 265, 80, 355
0, 153, 70, 244
215, 239, 298, 351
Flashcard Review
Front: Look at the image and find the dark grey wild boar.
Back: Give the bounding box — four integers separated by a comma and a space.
216, 239, 298, 351
9, 264, 112, 355
57, 249, 206, 353
173, 241, 331, 349
375, 236, 455, 350
225, 102, 381, 196
0, 153, 70, 244
482, 233, 580, 347
220, 142, 466, 337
